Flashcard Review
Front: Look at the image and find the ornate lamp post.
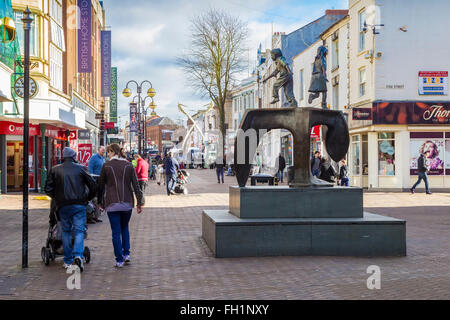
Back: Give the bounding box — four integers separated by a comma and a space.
122, 81, 156, 154
22, 7, 33, 269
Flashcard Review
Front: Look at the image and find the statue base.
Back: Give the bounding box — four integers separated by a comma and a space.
202, 186, 406, 258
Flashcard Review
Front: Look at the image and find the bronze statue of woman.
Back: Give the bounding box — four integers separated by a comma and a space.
308, 45, 328, 110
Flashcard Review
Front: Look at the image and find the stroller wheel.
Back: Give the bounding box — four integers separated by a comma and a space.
42, 247, 50, 265
84, 246, 91, 264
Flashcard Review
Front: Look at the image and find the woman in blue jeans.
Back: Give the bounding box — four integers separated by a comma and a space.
97, 144, 144, 268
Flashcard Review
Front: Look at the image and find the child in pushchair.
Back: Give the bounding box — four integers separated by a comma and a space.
174, 169, 190, 195
41, 199, 91, 266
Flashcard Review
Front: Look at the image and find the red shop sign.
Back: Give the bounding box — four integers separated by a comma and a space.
105, 122, 115, 129
0, 121, 40, 135
310, 125, 321, 138
78, 143, 93, 166
45, 125, 67, 140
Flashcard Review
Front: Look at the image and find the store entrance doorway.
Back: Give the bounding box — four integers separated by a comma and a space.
6, 141, 23, 191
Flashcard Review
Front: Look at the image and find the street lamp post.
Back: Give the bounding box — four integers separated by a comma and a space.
22, 7, 33, 269
122, 81, 156, 154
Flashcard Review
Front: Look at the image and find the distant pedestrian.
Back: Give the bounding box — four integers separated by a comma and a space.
45, 147, 96, 272
88, 146, 106, 175
319, 157, 337, 183
132, 154, 138, 168
215, 157, 225, 184
275, 153, 286, 183
97, 144, 144, 268
339, 159, 349, 186
410, 150, 432, 195
311, 151, 321, 177
135, 154, 149, 194
164, 152, 180, 195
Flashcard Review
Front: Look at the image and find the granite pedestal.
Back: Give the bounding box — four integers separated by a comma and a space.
202, 186, 406, 258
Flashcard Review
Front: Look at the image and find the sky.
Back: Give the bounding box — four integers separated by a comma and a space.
105, 0, 348, 128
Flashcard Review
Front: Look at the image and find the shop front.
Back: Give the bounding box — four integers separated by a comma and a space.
0, 121, 69, 193
348, 102, 450, 191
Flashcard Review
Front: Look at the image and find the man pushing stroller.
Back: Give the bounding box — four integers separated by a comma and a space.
45, 147, 96, 272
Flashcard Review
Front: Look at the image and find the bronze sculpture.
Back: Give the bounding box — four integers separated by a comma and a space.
262, 49, 298, 107
234, 107, 349, 188
308, 45, 328, 109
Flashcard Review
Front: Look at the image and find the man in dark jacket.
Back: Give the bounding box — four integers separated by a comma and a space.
45, 147, 96, 271
275, 153, 286, 183
311, 151, 321, 177
410, 150, 432, 194
319, 157, 337, 183
215, 156, 225, 184
339, 159, 349, 186
164, 152, 180, 195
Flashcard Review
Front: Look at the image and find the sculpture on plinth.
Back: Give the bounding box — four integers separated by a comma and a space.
308, 45, 329, 110
262, 49, 298, 108
234, 107, 349, 188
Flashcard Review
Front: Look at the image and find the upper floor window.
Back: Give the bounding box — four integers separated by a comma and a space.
332, 38, 339, 69
49, 0, 63, 26
14, 11, 38, 57
359, 9, 366, 52
359, 67, 366, 97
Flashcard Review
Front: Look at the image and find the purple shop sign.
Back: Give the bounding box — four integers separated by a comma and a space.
101, 30, 112, 97
77, 0, 92, 73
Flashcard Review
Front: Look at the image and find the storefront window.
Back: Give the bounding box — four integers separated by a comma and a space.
351, 135, 360, 175
378, 132, 395, 176
362, 134, 368, 175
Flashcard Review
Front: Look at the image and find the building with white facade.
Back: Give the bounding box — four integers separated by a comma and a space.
346, 0, 450, 191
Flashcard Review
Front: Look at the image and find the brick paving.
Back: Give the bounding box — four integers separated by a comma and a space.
0, 168, 449, 299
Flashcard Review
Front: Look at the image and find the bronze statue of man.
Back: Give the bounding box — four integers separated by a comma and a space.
308, 45, 328, 110
262, 49, 298, 107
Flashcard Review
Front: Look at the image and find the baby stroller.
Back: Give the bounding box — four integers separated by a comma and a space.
41, 200, 91, 266
174, 169, 190, 195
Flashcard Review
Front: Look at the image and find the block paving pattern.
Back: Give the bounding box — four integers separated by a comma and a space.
0, 168, 449, 299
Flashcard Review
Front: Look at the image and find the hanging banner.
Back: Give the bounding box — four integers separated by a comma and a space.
77, 0, 92, 73
101, 30, 112, 97
129, 102, 137, 133
110, 67, 118, 122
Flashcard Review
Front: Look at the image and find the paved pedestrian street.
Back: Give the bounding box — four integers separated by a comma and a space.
0, 169, 449, 300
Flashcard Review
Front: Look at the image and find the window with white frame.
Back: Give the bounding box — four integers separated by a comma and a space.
299, 69, 304, 100
332, 38, 339, 69
359, 9, 366, 52
332, 84, 339, 110
49, 0, 63, 25
359, 67, 366, 97
378, 132, 395, 176
50, 44, 63, 91
14, 11, 38, 56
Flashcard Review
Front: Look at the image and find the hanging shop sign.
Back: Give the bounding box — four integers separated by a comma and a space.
101, 30, 112, 97
310, 125, 321, 138
104, 122, 115, 129
372, 102, 450, 125
78, 129, 91, 140
110, 67, 118, 122
419, 71, 448, 95
129, 102, 138, 133
352, 108, 372, 120
78, 0, 92, 73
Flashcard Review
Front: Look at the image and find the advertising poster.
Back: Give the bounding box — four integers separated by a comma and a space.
78, 143, 92, 167
410, 137, 444, 175
419, 71, 448, 95
446, 139, 450, 175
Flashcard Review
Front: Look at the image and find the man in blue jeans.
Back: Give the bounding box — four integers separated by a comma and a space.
410, 150, 432, 195
164, 152, 179, 195
45, 147, 96, 272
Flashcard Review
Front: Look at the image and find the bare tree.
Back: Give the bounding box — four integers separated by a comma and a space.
177, 8, 248, 162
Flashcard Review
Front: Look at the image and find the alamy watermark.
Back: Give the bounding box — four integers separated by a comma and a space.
366, 265, 381, 290
66, 265, 81, 290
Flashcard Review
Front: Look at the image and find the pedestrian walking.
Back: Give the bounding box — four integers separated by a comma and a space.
135, 153, 149, 194
319, 157, 337, 183
45, 147, 96, 272
215, 157, 225, 184
311, 151, 321, 177
164, 152, 180, 195
97, 144, 144, 268
88, 146, 106, 175
339, 159, 349, 186
410, 150, 432, 195
275, 153, 286, 183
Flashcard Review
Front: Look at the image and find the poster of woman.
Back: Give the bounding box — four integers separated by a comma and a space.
410, 139, 444, 175
446, 140, 450, 175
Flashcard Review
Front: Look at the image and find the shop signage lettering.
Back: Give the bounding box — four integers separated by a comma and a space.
419, 71, 448, 95
373, 102, 450, 125
0, 121, 40, 135
352, 108, 372, 120
101, 30, 112, 97
78, 143, 92, 166
78, 0, 92, 73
